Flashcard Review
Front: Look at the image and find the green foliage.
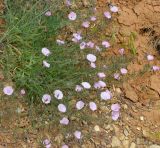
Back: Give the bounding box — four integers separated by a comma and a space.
0, 0, 95, 103
128, 32, 137, 55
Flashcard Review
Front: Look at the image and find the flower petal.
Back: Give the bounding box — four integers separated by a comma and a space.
111, 103, 120, 111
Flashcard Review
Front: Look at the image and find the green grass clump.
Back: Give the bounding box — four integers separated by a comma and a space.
0, 0, 95, 103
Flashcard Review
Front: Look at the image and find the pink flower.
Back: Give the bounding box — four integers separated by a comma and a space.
97, 72, 106, 78
73, 33, 82, 41
90, 16, 97, 21
87, 41, 94, 48
43, 139, 51, 148
111, 103, 120, 112
81, 82, 91, 89
58, 104, 67, 113
111, 103, 120, 121
147, 55, 154, 61
80, 42, 86, 50
119, 48, 124, 55
76, 101, 85, 110
82, 21, 90, 28
3, 86, 14, 96
68, 12, 77, 21
54, 90, 63, 100
62, 144, 69, 148
112, 111, 120, 121
42, 94, 51, 104
102, 41, 110, 48
114, 73, 120, 80
94, 82, 101, 89
120, 68, 128, 75
94, 81, 106, 89
100, 90, 112, 100
43, 60, 50, 68
75, 85, 83, 92
45, 11, 52, 16
56, 39, 65, 45
87, 54, 97, 62
152, 65, 160, 71
110, 6, 119, 13
104, 11, 111, 19
66, 0, 71, 6
20, 89, 26, 95
60, 117, 69, 125
42, 47, 51, 56
90, 62, 96, 68
74, 131, 82, 139
89, 102, 97, 111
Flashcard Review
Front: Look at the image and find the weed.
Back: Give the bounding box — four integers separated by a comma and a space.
128, 32, 137, 55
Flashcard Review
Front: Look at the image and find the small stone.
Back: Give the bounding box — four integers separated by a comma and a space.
111, 136, 121, 147
140, 116, 144, 121
115, 88, 122, 94
124, 129, 129, 137
130, 142, 136, 148
137, 127, 141, 131
149, 145, 160, 148
94, 125, 100, 132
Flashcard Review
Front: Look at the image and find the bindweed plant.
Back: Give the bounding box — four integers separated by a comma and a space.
0, 0, 96, 103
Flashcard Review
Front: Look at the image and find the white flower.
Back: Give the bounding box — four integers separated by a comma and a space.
110, 6, 119, 13
89, 102, 97, 111
97, 72, 106, 78
43, 60, 50, 68
54, 90, 63, 100
68, 11, 77, 21
42, 94, 51, 104
120, 68, 128, 75
147, 55, 154, 61
74, 131, 82, 139
81, 82, 91, 89
73, 33, 82, 41
75, 85, 83, 92
41, 47, 51, 56
100, 90, 112, 100
90, 62, 96, 68
58, 104, 67, 113
60, 117, 69, 125
80, 42, 86, 50
87, 54, 97, 62
76, 101, 85, 110
3, 86, 14, 96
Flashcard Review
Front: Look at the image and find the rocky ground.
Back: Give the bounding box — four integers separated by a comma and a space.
0, 0, 160, 147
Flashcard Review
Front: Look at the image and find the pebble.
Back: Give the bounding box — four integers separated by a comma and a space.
124, 129, 129, 137
111, 136, 121, 147
94, 125, 100, 132
130, 142, 136, 148
140, 116, 144, 121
